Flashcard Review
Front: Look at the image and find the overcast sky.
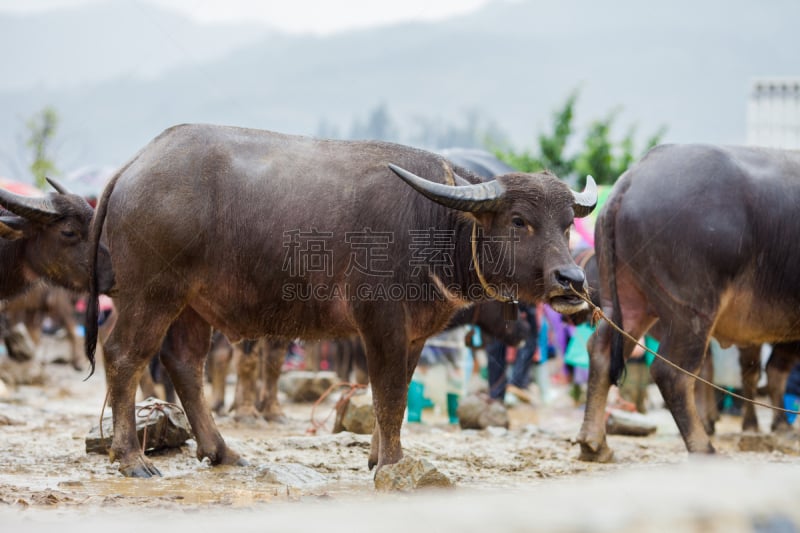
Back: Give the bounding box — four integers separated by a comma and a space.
0, 0, 493, 34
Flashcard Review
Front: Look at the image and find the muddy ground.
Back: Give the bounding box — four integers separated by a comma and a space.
2, 336, 800, 531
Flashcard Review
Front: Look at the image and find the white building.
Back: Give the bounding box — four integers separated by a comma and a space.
747, 77, 800, 149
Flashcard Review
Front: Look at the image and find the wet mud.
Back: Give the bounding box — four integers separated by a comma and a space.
2, 337, 800, 531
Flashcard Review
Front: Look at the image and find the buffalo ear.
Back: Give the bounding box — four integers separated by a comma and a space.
0, 216, 25, 240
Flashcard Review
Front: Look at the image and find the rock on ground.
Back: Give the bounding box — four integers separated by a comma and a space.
332, 390, 374, 434
374, 456, 454, 491
85, 397, 192, 455
256, 463, 328, 488
279, 371, 340, 402
456, 394, 509, 430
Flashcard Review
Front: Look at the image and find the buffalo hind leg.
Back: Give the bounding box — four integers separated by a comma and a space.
766, 343, 800, 432
650, 332, 714, 454
694, 354, 719, 435
103, 308, 174, 478
258, 339, 287, 422
739, 346, 761, 432
231, 340, 262, 423
208, 333, 233, 415
161, 308, 247, 468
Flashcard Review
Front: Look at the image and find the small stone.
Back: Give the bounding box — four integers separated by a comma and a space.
486, 426, 508, 438
85, 397, 192, 455
0, 413, 23, 426
256, 463, 327, 488
772, 432, 800, 455
374, 456, 454, 492
279, 371, 340, 402
457, 394, 509, 430
333, 391, 374, 434
4, 323, 35, 362
738, 432, 775, 453
605, 409, 658, 437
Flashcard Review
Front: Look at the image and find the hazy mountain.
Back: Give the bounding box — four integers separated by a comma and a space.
0, 1, 269, 91
1, 0, 798, 180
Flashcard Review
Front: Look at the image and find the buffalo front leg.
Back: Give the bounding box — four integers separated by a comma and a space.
208, 334, 233, 415
362, 327, 421, 472
577, 321, 615, 462
161, 308, 247, 468
258, 339, 287, 422
231, 340, 261, 422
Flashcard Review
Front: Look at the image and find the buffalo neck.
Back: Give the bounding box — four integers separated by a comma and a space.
433, 213, 496, 305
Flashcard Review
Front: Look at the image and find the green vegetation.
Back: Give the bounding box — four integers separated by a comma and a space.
26, 106, 61, 189
495, 91, 666, 187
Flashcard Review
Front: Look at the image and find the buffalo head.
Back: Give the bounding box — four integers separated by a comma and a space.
389, 164, 596, 314
0, 178, 114, 294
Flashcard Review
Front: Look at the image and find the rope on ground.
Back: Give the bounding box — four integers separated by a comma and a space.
570, 287, 800, 416
306, 381, 367, 435
98, 388, 188, 454
135, 400, 187, 454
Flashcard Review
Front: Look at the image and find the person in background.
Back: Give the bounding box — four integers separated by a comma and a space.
487, 304, 539, 405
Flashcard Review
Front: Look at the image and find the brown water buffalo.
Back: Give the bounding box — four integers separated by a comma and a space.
85, 123, 596, 477
207, 334, 286, 423
0, 179, 113, 299
577, 144, 800, 462
2, 284, 82, 368
574, 248, 798, 436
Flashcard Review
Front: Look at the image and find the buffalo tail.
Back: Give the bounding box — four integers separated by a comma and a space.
602, 177, 630, 386
84, 168, 124, 379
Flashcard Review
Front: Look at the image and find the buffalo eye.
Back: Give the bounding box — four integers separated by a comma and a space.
511, 216, 526, 229
61, 229, 77, 239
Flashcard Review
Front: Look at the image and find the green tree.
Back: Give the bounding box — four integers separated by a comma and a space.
26, 106, 60, 189
574, 112, 666, 186
495, 91, 666, 187
495, 90, 578, 177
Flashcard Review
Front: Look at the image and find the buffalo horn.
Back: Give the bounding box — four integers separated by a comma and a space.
388, 163, 506, 214
46, 176, 72, 195
0, 187, 59, 223
572, 175, 598, 218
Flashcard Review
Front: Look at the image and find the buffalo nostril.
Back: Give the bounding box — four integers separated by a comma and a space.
556, 266, 585, 290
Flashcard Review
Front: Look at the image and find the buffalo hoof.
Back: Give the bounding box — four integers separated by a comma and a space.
203, 446, 248, 468
686, 441, 716, 455
233, 412, 269, 428
211, 402, 226, 416
771, 419, 793, 433
367, 458, 377, 471
741, 420, 760, 433
119, 456, 162, 478
262, 410, 287, 424
578, 441, 614, 463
